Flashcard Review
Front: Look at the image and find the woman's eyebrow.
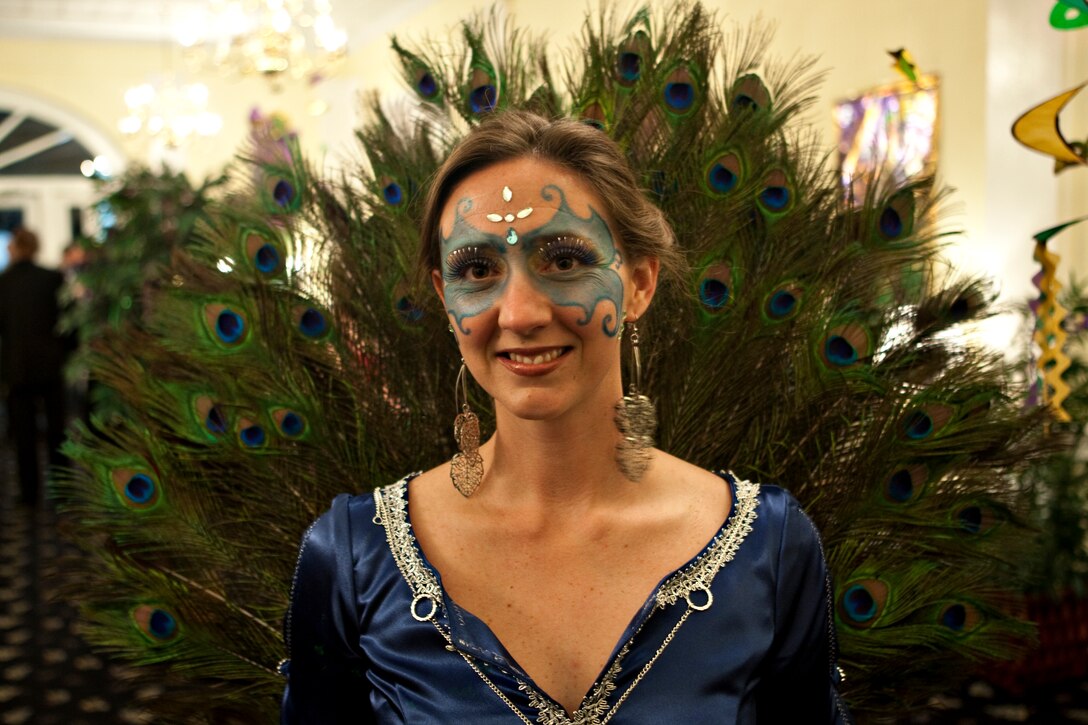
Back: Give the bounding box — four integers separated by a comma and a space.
520, 230, 601, 249
441, 228, 508, 252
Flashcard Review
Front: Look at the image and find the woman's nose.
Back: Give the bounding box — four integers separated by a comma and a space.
497, 270, 552, 334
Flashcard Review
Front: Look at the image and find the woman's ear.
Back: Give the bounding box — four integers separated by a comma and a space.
431, 269, 447, 308
627, 256, 660, 320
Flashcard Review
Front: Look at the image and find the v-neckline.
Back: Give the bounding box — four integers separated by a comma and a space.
376, 471, 759, 721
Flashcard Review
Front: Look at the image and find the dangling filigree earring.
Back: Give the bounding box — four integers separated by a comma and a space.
614, 320, 657, 480
451, 361, 484, 497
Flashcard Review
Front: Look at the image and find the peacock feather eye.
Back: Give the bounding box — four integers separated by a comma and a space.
274, 181, 294, 207
381, 176, 404, 206
414, 68, 439, 99
762, 282, 803, 322
111, 468, 161, 510
293, 305, 330, 339
876, 189, 916, 243
244, 232, 283, 276
954, 502, 1000, 535
882, 464, 928, 504
580, 101, 608, 131
900, 403, 954, 441
192, 395, 229, 439
393, 38, 443, 104
704, 153, 743, 195
948, 295, 972, 322
757, 169, 794, 219
730, 73, 771, 113
917, 287, 990, 329
133, 605, 179, 643
618, 52, 641, 84
937, 602, 981, 633
648, 169, 678, 201
662, 65, 699, 116
837, 579, 889, 628
205, 406, 227, 434
262, 174, 301, 213
254, 244, 280, 273
217, 311, 244, 342
203, 304, 249, 348
696, 262, 734, 313
386, 277, 424, 329
394, 295, 423, 324
940, 604, 966, 631
818, 322, 872, 369
467, 68, 498, 114
616, 30, 651, 87
272, 408, 307, 438
958, 505, 982, 533
238, 418, 267, 449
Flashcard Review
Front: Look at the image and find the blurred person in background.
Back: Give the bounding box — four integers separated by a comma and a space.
0, 227, 67, 507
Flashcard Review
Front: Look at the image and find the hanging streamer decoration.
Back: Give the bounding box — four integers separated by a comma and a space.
1031, 218, 1088, 422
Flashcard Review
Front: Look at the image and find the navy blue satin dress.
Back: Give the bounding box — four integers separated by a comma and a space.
281, 472, 850, 723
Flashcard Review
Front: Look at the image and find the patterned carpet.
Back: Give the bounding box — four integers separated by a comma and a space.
0, 440, 154, 725
1, 431, 1087, 723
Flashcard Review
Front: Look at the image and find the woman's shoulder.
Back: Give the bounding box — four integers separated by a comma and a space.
731, 475, 825, 566
751, 479, 804, 516
302, 474, 416, 554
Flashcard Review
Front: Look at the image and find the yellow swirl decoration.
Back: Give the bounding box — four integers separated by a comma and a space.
1033, 242, 1072, 422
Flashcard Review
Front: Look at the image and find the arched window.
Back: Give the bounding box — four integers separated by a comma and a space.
0, 88, 124, 268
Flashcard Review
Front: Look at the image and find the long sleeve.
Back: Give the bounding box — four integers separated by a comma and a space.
281, 494, 376, 724
755, 492, 851, 723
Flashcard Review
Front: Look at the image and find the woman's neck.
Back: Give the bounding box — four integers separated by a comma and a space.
475, 403, 632, 512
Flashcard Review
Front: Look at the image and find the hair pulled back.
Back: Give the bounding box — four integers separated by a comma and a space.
418, 111, 681, 283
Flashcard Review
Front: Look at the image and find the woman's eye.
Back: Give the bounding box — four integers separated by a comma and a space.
445, 247, 500, 282
540, 237, 600, 272
467, 262, 493, 279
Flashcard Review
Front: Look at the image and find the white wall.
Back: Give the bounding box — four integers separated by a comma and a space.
1059, 22, 1088, 280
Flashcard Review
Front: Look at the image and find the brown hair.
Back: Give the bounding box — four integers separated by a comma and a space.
418, 110, 682, 283
10, 227, 39, 259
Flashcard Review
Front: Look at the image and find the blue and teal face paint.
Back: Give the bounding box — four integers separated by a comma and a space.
440, 182, 625, 337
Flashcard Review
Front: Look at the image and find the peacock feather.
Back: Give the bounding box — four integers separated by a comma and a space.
55, 3, 1057, 721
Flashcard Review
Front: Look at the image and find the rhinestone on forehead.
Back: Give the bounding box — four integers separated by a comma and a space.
483, 186, 533, 244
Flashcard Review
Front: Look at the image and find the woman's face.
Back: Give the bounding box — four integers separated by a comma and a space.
432, 156, 657, 423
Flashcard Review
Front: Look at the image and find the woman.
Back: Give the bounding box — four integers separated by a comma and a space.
282, 111, 848, 723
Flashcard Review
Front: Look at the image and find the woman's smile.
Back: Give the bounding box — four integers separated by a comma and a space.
497, 346, 573, 375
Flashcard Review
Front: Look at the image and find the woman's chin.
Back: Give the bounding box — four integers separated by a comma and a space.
494, 390, 579, 423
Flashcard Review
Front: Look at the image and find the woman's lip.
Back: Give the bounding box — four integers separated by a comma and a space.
497, 347, 570, 376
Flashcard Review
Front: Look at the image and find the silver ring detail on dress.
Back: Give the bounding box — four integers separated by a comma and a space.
686, 585, 713, 611
411, 594, 438, 622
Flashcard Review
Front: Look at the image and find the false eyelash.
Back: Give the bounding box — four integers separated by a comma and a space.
538, 236, 602, 267
444, 246, 499, 281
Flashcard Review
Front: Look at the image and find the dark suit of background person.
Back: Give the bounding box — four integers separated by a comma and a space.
0, 228, 67, 507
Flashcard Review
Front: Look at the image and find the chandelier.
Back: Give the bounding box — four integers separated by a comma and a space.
176, 0, 348, 90
118, 79, 223, 148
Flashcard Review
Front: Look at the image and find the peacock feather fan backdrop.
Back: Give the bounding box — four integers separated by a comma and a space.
55, 4, 1056, 722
